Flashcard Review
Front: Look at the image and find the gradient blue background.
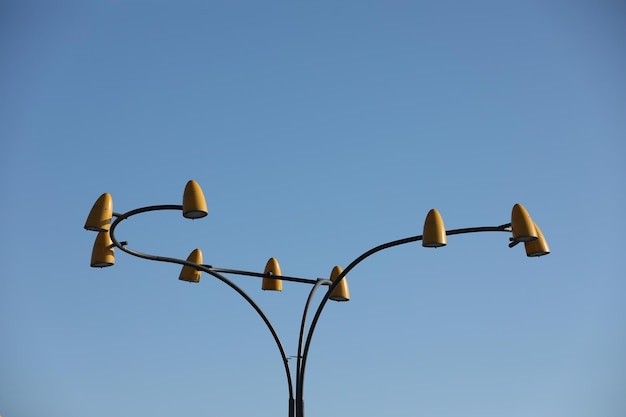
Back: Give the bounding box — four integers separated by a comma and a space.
1, 1, 624, 416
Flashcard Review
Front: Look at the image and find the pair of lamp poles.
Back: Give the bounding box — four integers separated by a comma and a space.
84, 180, 550, 417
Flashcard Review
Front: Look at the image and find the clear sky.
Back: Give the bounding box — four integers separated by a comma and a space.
1, 1, 624, 416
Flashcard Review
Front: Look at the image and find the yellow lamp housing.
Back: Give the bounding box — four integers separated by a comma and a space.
85, 193, 113, 232
179, 248, 203, 283
182, 180, 208, 219
91, 231, 115, 268
511, 203, 538, 243
329, 266, 350, 302
524, 223, 550, 257
422, 208, 447, 248
262, 257, 283, 291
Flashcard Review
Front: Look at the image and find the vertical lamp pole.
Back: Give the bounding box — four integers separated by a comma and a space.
85, 180, 550, 417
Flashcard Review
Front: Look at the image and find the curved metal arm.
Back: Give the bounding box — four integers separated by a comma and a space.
297, 224, 513, 402
108, 205, 295, 406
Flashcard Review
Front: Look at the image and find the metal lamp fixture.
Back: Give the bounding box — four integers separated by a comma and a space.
329, 265, 350, 302
422, 208, 447, 248
262, 257, 283, 291
182, 179, 208, 219
511, 203, 538, 243
84, 192, 112, 232
179, 248, 203, 283
524, 223, 550, 257
90, 231, 115, 267
84, 179, 550, 417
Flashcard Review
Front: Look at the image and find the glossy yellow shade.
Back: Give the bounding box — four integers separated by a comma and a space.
182, 180, 208, 219
85, 193, 113, 232
179, 248, 203, 283
524, 223, 550, 257
511, 203, 538, 243
262, 257, 283, 291
329, 266, 350, 302
422, 208, 447, 248
91, 231, 115, 267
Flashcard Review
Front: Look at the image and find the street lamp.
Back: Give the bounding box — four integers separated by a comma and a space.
84, 179, 550, 417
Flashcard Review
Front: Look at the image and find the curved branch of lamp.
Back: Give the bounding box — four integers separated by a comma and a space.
297, 223, 513, 402
108, 205, 296, 404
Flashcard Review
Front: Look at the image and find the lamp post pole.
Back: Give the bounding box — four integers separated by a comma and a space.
85, 180, 550, 417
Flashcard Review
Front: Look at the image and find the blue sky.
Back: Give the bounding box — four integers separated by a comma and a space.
1, 1, 624, 416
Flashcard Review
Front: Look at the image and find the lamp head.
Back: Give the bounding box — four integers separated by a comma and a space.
182, 180, 208, 219
422, 208, 447, 248
511, 203, 538, 243
90, 231, 115, 267
85, 193, 113, 232
262, 257, 283, 291
179, 248, 203, 283
524, 223, 550, 257
329, 265, 350, 302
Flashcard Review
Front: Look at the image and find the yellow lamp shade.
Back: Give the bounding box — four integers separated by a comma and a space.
422, 208, 447, 248
511, 203, 538, 243
182, 180, 208, 219
524, 223, 550, 257
179, 248, 203, 283
85, 193, 113, 232
329, 266, 350, 302
262, 257, 283, 291
91, 231, 115, 267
